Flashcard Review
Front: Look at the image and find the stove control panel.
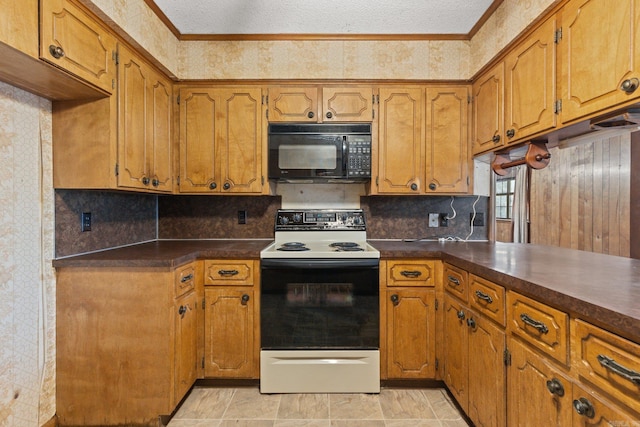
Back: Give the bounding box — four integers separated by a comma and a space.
275, 209, 366, 231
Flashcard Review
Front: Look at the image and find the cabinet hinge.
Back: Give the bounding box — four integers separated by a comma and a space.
202, 298, 205, 309
202, 356, 205, 369
112, 51, 119, 65
177, 95, 181, 105
467, 95, 473, 104
376, 176, 379, 186
266, 109, 269, 120
114, 163, 119, 176
554, 27, 563, 44
435, 299, 439, 311
177, 176, 180, 185
504, 348, 512, 366
261, 176, 265, 185
112, 79, 115, 90
554, 99, 562, 114
435, 358, 439, 371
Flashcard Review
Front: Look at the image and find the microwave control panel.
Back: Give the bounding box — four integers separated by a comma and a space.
346, 136, 371, 178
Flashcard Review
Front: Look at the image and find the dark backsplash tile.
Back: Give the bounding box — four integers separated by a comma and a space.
362, 195, 489, 240
158, 195, 281, 239
55, 190, 157, 258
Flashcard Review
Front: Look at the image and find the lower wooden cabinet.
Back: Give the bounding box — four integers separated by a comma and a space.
203, 259, 260, 379
56, 263, 200, 425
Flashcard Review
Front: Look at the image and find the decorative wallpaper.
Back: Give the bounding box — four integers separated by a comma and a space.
0, 81, 55, 425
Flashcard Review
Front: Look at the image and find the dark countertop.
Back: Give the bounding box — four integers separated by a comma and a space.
54, 239, 640, 344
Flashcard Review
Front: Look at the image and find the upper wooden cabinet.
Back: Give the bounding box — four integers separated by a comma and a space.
504, 15, 557, 144
425, 86, 469, 193
179, 87, 265, 194
40, 0, 117, 94
558, 0, 640, 124
472, 62, 504, 155
376, 86, 470, 195
117, 45, 173, 192
267, 86, 373, 122
0, 0, 38, 57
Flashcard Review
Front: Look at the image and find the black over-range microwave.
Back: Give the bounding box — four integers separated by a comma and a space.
268, 123, 372, 182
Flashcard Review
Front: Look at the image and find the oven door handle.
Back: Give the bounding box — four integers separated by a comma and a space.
260, 258, 379, 269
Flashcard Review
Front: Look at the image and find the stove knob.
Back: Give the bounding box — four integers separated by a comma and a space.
279, 216, 289, 225
341, 214, 348, 222
353, 216, 363, 225
293, 213, 302, 223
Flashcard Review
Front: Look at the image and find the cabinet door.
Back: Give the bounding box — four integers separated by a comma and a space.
376, 87, 424, 193
467, 314, 506, 427
443, 295, 469, 412
268, 86, 319, 122
0, 0, 38, 57
40, 0, 116, 93
559, 0, 640, 123
472, 62, 504, 154
218, 88, 264, 193
505, 16, 557, 143
175, 291, 198, 406
425, 86, 469, 193
386, 289, 436, 378
179, 88, 221, 193
204, 287, 256, 378
507, 338, 572, 427
148, 70, 173, 192
322, 87, 373, 122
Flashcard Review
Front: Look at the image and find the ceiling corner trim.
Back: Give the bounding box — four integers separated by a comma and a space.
467, 0, 505, 39
143, 0, 182, 39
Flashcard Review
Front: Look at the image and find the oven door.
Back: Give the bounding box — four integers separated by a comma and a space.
260, 258, 379, 350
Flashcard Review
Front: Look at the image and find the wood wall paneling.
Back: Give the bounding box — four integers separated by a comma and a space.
529, 132, 631, 257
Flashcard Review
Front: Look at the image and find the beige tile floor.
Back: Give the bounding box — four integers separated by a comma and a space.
168, 386, 470, 426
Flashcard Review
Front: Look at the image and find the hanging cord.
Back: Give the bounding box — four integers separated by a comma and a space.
464, 195, 481, 241
445, 196, 457, 220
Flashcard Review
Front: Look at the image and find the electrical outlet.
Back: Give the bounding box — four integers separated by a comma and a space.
237, 210, 247, 224
470, 212, 485, 227
428, 213, 439, 227
81, 212, 91, 232
439, 213, 449, 227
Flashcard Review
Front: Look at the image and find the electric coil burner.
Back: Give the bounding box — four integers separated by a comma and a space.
260, 209, 380, 394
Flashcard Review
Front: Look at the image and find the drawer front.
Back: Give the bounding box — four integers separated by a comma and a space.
204, 260, 254, 286
443, 263, 469, 302
175, 263, 196, 297
469, 274, 505, 327
507, 291, 569, 366
573, 319, 640, 415
387, 260, 436, 287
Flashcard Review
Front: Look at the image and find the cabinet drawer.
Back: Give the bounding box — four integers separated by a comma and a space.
469, 275, 505, 326
387, 260, 436, 287
573, 319, 640, 415
204, 260, 254, 286
443, 263, 469, 302
507, 292, 569, 366
174, 263, 196, 297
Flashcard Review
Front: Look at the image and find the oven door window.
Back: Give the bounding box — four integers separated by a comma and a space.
261, 265, 379, 350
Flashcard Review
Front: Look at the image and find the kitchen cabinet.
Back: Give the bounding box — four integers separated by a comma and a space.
472, 62, 504, 155
117, 44, 173, 192
56, 262, 201, 425
375, 86, 470, 194
179, 87, 265, 194
267, 85, 373, 122
0, 0, 38, 58
443, 272, 507, 427
53, 45, 174, 192
504, 15, 557, 144
203, 260, 259, 378
558, 0, 640, 124
381, 260, 437, 379
425, 86, 469, 193
40, 0, 117, 94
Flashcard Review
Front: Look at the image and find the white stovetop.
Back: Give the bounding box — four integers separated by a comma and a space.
261, 231, 380, 259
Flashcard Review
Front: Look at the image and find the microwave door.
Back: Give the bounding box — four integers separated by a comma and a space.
269, 135, 344, 179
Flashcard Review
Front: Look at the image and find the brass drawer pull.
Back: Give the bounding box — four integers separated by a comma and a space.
520, 313, 549, 334
180, 273, 194, 283
474, 290, 493, 304
597, 354, 640, 385
400, 270, 422, 278
218, 269, 239, 276
447, 275, 461, 286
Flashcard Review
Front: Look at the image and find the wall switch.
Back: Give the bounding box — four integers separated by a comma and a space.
428, 213, 439, 227
471, 212, 484, 227
439, 213, 449, 227
81, 212, 91, 232
237, 210, 247, 224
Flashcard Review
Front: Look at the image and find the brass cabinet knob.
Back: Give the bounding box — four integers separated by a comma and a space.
620, 78, 639, 94
209, 182, 217, 190
49, 45, 65, 59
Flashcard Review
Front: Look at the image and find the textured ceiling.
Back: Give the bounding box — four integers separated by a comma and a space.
151, 0, 497, 36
